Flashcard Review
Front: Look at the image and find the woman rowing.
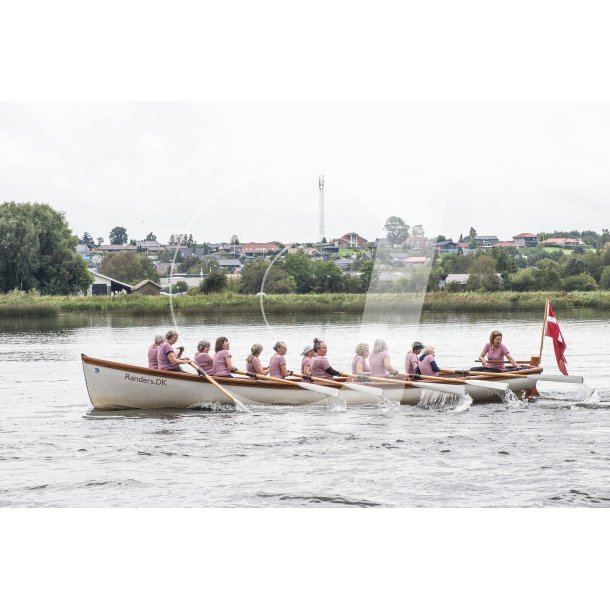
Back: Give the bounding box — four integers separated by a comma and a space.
148, 333, 165, 368
157, 330, 190, 372
369, 338, 399, 377
246, 343, 268, 376
194, 339, 214, 375
310, 338, 342, 380
352, 343, 371, 378
268, 341, 291, 379
212, 336, 238, 377
300, 345, 315, 376
477, 330, 517, 371
418, 346, 440, 376
404, 341, 424, 375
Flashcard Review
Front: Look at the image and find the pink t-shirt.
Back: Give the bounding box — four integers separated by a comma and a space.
482, 342, 509, 369
311, 356, 333, 379
246, 356, 263, 374
195, 351, 213, 374
212, 350, 232, 376
268, 354, 286, 379
301, 356, 312, 375
405, 351, 419, 375
351, 355, 371, 375
418, 354, 439, 376
148, 344, 159, 368
369, 350, 390, 377
157, 342, 178, 371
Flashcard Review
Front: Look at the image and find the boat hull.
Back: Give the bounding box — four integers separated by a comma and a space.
81, 355, 540, 410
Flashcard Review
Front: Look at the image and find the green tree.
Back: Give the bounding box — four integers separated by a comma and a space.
81, 232, 95, 247
145, 232, 157, 241
561, 273, 598, 291
600, 267, 610, 290
466, 255, 500, 291
383, 216, 410, 246
411, 224, 425, 237
173, 280, 188, 293
535, 259, 561, 290
0, 202, 92, 294
201, 271, 228, 293
109, 226, 128, 245
507, 268, 539, 291
562, 256, 587, 277
99, 251, 159, 284
239, 260, 296, 294
284, 253, 314, 293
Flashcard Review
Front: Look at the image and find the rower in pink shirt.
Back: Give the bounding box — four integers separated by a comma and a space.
268, 341, 290, 379
300, 345, 315, 376
194, 339, 214, 374
479, 330, 517, 370
212, 336, 237, 377
368, 339, 399, 377
417, 346, 440, 376
310, 338, 342, 380
147, 334, 165, 368
246, 343, 267, 375
404, 341, 424, 375
351, 343, 371, 375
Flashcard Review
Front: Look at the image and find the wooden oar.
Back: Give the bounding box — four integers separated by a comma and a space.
290, 372, 384, 398
235, 370, 339, 398
341, 372, 465, 396
414, 371, 509, 392
443, 368, 584, 385
188, 361, 253, 414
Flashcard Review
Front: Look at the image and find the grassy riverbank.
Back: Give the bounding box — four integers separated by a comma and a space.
2, 290, 610, 317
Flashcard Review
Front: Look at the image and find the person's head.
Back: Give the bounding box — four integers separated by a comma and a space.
489, 330, 503, 347
411, 341, 424, 353
154, 334, 165, 346
422, 346, 435, 356
166, 330, 179, 344
373, 339, 388, 354
247, 343, 263, 362
355, 342, 369, 357
273, 341, 288, 355
301, 345, 314, 358
215, 336, 229, 352
313, 338, 327, 356
197, 339, 211, 353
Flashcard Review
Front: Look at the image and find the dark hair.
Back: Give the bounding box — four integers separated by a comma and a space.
489, 330, 503, 342
166, 330, 178, 340
273, 341, 287, 352
215, 336, 228, 352
313, 337, 323, 353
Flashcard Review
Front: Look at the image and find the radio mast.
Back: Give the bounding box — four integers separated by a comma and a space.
318, 175, 325, 242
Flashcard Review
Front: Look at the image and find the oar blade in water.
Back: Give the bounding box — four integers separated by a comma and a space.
297, 382, 339, 397
529, 374, 584, 384
464, 379, 509, 391
410, 382, 465, 395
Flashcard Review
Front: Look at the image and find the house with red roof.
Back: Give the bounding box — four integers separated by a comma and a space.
513, 233, 540, 247
540, 237, 583, 248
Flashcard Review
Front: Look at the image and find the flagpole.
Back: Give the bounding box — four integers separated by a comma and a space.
538, 298, 549, 362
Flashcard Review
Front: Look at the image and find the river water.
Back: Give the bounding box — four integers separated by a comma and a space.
1, 310, 609, 507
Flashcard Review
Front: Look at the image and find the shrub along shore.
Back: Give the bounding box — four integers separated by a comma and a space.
2, 291, 610, 318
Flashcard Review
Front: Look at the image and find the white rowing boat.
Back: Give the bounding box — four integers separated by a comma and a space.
81, 354, 541, 410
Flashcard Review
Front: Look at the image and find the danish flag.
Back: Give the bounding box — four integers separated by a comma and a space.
545, 302, 568, 375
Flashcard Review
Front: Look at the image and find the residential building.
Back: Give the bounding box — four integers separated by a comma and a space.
131, 280, 161, 296
439, 273, 470, 289
135, 240, 166, 253
218, 259, 243, 273
540, 237, 584, 247
493, 241, 519, 249
473, 235, 499, 247
241, 242, 283, 259
87, 271, 133, 295
512, 233, 540, 247
404, 256, 431, 265
335, 232, 368, 248
93, 244, 138, 254
286, 246, 320, 257
435, 240, 459, 254
404, 235, 429, 251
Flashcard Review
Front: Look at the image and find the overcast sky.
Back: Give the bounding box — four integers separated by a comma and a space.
2, 102, 610, 245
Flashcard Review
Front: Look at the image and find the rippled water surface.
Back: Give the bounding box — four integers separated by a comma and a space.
1, 310, 609, 507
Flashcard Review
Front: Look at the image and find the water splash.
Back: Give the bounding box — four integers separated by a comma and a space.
501, 389, 528, 409
376, 397, 401, 413
327, 396, 348, 412
575, 384, 600, 404
417, 390, 472, 412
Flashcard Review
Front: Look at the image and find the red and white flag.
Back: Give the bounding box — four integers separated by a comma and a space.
545, 302, 568, 375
